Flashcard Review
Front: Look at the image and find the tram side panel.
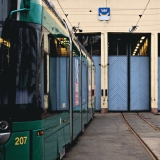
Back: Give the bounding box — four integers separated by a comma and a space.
73, 57, 81, 139
0, 1, 68, 159
0, 23, 44, 160
87, 59, 92, 121
50, 56, 57, 111
0, 1, 96, 160
56, 57, 69, 111
41, 3, 71, 159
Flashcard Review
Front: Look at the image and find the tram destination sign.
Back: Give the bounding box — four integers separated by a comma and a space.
98, 7, 110, 21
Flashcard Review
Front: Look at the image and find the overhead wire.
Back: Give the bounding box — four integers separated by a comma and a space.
56, 13, 160, 16
135, 0, 151, 27
55, 0, 159, 31
55, 7, 160, 11
57, 2, 92, 60
71, 19, 159, 23
79, 25, 160, 27
56, 0, 86, 42
57, 0, 73, 28
130, 0, 151, 32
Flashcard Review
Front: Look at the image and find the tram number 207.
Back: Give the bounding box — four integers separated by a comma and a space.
15, 136, 27, 145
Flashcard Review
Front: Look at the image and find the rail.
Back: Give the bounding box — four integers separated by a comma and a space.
137, 113, 160, 131
121, 113, 158, 160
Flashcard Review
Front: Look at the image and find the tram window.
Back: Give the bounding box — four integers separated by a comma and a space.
44, 53, 49, 94
43, 52, 49, 110
50, 38, 58, 57
72, 44, 79, 56
56, 38, 69, 56
0, 0, 11, 24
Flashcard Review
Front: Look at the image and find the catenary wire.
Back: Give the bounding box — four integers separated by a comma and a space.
57, 0, 73, 28
136, 0, 151, 27
55, 7, 160, 11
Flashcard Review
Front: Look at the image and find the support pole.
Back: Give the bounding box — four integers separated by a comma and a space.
80, 51, 82, 132
63, 19, 73, 143
90, 37, 93, 118
69, 39, 73, 143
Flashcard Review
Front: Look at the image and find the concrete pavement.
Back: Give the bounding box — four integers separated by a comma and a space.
63, 113, 155, 160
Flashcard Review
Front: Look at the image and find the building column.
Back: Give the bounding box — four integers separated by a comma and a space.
101, 32, 108, 113
151, 32, 158, 114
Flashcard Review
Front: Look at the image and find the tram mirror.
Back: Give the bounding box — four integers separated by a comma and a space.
24, 0, 30, 8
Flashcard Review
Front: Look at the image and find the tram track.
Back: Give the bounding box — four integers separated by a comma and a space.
121, 113, 158, 160
137, 113, 160, 131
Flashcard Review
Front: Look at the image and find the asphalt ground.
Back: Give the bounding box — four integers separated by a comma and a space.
62, 113, 158, 160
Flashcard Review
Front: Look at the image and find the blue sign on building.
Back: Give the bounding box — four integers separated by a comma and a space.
98, 7, 110, 21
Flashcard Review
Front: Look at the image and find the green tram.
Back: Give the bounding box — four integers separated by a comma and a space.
0, 0, 96, 159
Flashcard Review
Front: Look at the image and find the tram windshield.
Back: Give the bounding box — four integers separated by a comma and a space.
0, 1, 41, 109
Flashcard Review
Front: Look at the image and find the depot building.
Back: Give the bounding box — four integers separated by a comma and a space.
52, 0, 160, 114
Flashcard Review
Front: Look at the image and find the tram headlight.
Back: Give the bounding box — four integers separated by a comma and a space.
0, 121, 9, 131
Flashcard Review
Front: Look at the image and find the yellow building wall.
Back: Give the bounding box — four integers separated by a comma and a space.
52, 0, 160, 32
52, 0, 159, 113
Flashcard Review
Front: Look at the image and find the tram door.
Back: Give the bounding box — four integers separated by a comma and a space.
108, 33, 150, 111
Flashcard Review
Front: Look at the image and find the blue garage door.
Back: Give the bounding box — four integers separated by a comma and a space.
108, 56, 128, 111
108, 33, 150, 111
130, 56, 150, 111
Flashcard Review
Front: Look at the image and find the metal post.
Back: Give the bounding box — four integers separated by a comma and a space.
80, 51, 82, 132
86, 57, 88, 123
69, 39, 73, 143
90, 37, 93, 118
63, 19, 73, 144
